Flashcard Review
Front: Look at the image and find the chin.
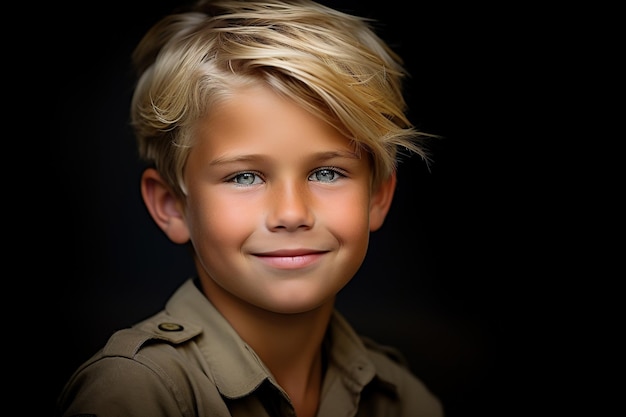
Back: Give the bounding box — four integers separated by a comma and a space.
262, 293, 331, 315
266, 302, 321, 315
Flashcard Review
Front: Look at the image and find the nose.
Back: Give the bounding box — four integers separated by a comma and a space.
266, 180, 314, 232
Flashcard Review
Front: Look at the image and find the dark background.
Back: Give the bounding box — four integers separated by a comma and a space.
31, 0, 545, 415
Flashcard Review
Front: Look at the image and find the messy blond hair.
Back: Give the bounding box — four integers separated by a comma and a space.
131, 0, 432, 197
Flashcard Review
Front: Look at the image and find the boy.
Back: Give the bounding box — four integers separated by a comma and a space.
57, 1, 444, 416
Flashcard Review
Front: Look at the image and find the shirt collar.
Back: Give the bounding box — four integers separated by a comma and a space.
165, 278, 271, 399
163, 278, 396, 400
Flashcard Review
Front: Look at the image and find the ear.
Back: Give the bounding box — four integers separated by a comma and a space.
140, 168, 190, 244
369, 171, 397, 232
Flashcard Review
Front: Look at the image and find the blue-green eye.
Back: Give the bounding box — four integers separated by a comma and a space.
308, 168, 344, 183
230, 172, 263, 185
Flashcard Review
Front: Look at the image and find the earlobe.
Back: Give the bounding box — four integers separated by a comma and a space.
369, 171, 397, 232
140, 168, 190, 244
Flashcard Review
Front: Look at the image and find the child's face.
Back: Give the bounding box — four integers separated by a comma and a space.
179, 84, 392, 314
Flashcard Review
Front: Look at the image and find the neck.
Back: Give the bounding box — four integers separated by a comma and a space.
247, 307, 330, 417
198, 275, 334, 417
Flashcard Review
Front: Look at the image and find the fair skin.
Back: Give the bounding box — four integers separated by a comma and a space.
141, 84, 396, 417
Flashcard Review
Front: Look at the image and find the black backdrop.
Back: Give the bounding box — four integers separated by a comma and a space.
33, 1, 534, 416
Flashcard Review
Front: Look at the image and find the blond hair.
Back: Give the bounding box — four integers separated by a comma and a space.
131, 0, 432, 197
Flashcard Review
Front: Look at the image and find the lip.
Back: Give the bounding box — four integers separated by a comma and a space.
253, 249, 327, 270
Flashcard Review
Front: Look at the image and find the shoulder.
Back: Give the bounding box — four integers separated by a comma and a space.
93, 310, 203, 368
360, 336, 444, 417
84, 310, 207, 377
361, 335, 419, 384
120, 310, 203, 353
57, 312, 225, 417
360, 335, 412, 368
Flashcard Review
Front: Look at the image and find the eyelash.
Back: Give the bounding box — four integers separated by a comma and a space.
226, 166, 347, 186
309, 166, 347, 182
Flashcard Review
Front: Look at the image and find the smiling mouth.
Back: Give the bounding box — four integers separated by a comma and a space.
253, 250, 327, 270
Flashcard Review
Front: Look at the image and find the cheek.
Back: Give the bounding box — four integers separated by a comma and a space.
185, 193, 255, 247
322, 191, 371, 243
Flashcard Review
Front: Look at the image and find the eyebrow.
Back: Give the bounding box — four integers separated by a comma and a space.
208, 150, 361, 166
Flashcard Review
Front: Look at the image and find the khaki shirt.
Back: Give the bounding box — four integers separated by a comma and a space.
57, 278, 443, 417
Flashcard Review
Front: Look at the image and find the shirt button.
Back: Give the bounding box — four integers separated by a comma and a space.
158, 322, 184, 332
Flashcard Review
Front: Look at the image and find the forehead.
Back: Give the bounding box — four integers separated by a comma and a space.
192, 84, 358, 156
